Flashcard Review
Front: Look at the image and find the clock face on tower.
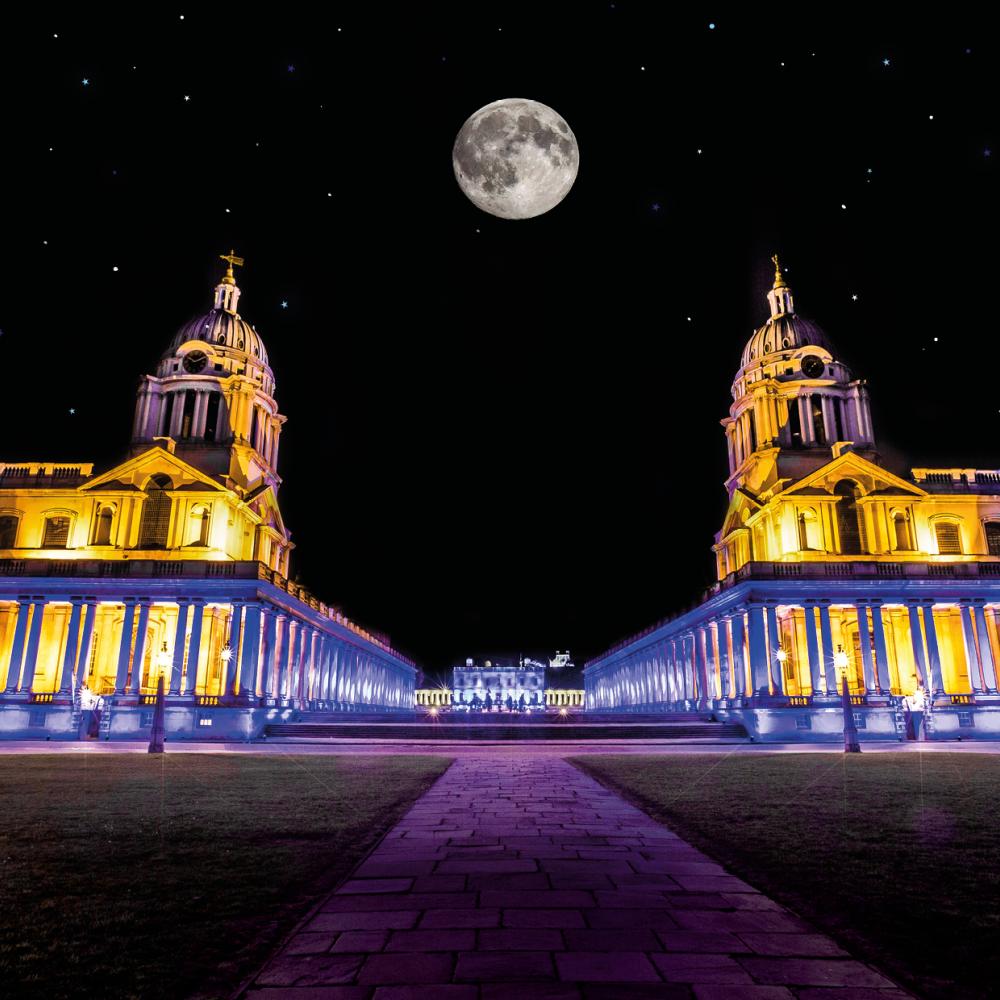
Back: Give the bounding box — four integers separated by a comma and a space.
801, 355, 825, 379
182, 350, 208, 374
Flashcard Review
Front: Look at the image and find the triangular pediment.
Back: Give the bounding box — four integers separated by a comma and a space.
245, 483, 290, 539
780, 452, 926, 500
719, 487, 763, 538
81, 447, 230, 494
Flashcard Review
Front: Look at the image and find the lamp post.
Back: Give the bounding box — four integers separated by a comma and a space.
775, 645, 787, 693
836, 645, 861, 753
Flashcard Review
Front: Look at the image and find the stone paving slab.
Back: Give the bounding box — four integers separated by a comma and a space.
240, 756, 912, 998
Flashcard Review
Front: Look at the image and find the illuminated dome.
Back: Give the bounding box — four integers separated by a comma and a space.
166, 308, 269, 365
740, 312, 835, 369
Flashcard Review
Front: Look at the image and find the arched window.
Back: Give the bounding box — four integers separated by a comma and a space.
93, 505, 114, 545
43, 515, 71, 548
0, 514, 19, 548
892, 511, 913, 552
934, 521, 962, 555
834, 480, 866, 555
985, 522, 1000, 557
138, 475, 173, 549
188, 505, 211, 546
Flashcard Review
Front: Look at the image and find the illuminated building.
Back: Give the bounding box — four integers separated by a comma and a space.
0, 255, 417, 739
584, 258, 1000, 740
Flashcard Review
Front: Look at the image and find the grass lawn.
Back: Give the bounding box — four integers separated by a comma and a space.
574, 752, 1000, 1000
0, 753, 450, 1000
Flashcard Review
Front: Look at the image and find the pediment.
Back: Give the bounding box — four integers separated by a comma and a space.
780, 452, 926, 500
82, 447, 229, 494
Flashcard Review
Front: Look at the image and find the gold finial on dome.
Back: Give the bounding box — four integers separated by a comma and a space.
771, 253, 788, 289
219, 249, 245, 285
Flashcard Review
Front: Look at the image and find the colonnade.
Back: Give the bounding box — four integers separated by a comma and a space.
586, 597, 1000, 711
0, 595, 414, 711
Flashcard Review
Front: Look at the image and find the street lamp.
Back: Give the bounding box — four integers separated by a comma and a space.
836, 644, 861, 753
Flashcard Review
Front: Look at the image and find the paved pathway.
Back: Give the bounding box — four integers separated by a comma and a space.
241, 756, 909, 999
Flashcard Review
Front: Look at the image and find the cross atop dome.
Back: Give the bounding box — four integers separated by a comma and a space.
771, 253, 787, 289
214, 251, 244, 313
767, 253, 794, 318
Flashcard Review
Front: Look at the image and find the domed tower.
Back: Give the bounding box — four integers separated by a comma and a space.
722, 256, 876, 500
129, 253, 286, 497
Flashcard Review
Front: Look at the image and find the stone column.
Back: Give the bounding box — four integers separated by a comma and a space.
869, 602, 892, 693
906, 600, 929, 689
169, 601, 190, 695
855, 602, 876, 694
291, 624, 307, 706
239, 603, 262, 698
260, 609, 278, 701
959, 600, 983, 693
276, 616, 292, 702
730, 611, 746, 699
974, 604, 998, 693
74, 601, 97, 688
922, 603, 945, 695
184, 600, 205, 695
57, 600, 85, 694
4, 600, 31, 693
821, 395, 836, 444
696, 627, 711, 709
747, 603, 768, 696
765, 604, 782, 695
127, 601, 151, 695
799, 395, 815, 445
114, 600, 138, 695
818, 602, 836, 695
225, 603, 243, 696
717, 618, 733, 699
19, 599, 49, 694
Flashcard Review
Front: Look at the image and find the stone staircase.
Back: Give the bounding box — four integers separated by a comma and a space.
262, 715, 747, 742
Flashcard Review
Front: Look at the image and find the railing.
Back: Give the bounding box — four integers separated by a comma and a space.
195, 695, 220, 706
29, 692, 54, 703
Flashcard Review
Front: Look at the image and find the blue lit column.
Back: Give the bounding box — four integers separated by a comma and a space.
169, 601, 190, 695
289, 623, 306, 706
225, 603, 244, 696
717, 618, 732, 700
74, 601, 97, 689
127, 601, 151, 695
4, 599, 31, 693
19, 599, 49, 694
57, 600, 85, 694
730, 611, 746, 699
183, 600, 205, 695
974, 604, 998, 693
747, 603, 768, 696
259, 609, 278, 702
114, 600, 138, 695
869, 601, 892, 694
803, 602, 822, 697
855, 602, 876, 694
765, 603, 782, 695
818, 602, 836, 695
276, 616, 292, 703
239, 603, 262, 698
960, 600, 983, 694
906, 600, 929, 689
696, 627, 710, 709
922, 602, 945, 696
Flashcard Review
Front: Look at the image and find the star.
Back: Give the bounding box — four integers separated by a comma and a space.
696, 148, 703, 154
68, 408, 76, 415
651, 202, 661, 212
287, 64, 295, 73
928, 114, 934, 120
82, 78, 89, 86
882, 58, 890, 66
985, 149, 992, 158
708, 22, 716, 30
851, 294, 858, 301
183, 95, 191, 102
867, 167, 873, 174
280, 300, 288, 309
840, 203, 847, 210
225, 208, 231, 213
686, 316, 693, 322
112, 266, 119, 272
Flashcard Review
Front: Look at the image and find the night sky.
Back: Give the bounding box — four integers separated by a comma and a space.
1, 8, 997, 678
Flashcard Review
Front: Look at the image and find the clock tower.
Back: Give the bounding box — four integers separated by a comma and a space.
129, 253, 286, 498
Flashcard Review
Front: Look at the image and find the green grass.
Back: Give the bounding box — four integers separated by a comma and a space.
573, 752, 1000, 1000
0, 754, 450, 1000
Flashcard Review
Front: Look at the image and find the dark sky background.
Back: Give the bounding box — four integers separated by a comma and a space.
1, 8, 997, 679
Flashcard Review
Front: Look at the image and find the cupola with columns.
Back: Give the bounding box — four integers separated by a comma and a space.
130, 253, 286, 497
721, 255, 876, 501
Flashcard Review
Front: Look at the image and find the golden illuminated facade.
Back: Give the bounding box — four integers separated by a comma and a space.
0, 257, 417, 739
585, 261, 1000, 740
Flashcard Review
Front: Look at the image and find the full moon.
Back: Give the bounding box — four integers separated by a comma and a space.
453, 98, 579, 220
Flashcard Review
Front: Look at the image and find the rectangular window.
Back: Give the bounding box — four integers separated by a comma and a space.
43, 516, 70, 548
935, 523, 962, 554
986, 523, 1000, 557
